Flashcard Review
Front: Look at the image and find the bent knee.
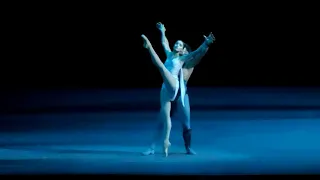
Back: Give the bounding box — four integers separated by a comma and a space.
181, 118, 191, 130
182, 123, 190, 130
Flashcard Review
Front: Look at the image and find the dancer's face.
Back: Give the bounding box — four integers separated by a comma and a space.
173, 40, 185, 53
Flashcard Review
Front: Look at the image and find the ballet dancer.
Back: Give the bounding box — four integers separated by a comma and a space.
141, 22, 215, 156
141, 23, 215, 157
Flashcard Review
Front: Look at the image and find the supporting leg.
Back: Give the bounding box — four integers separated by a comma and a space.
178, 93, 196, 155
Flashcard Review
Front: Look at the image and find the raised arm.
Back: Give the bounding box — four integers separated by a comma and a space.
183, 43, 209, 68
156, 22, 172, 57
181, 32, 215, 63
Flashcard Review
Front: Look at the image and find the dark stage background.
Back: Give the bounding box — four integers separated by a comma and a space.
3, 3, 317, 89
1, 3, 320, 175
2, 3, 318, 116
1, 3, 318, 126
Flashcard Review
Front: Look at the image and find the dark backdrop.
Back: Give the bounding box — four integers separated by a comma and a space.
1, 2, 319, 126
2, 3, 317, 90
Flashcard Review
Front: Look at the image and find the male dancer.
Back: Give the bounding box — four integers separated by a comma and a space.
175, 33, 215, 155
142, 22, 215, 155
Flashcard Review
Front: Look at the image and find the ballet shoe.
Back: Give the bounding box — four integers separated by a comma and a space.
163, 140, 171, 157
183, 128, 196, 155
141, 148, 155, 156
186, 147, 197, 155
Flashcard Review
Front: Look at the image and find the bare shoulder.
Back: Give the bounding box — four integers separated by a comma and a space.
180, 53, 193, 62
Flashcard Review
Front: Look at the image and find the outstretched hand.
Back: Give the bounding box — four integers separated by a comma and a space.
156, 22, 166, 32
203, 32, 215, 45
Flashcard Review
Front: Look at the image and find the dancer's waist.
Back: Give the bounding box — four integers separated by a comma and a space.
168, 70, 180, 78
171, 75, 179, 79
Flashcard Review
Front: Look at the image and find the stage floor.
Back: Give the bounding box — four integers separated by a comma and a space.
1, 110, 320, 175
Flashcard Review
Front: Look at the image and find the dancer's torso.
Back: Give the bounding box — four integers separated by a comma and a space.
163, 56, 195, 86
164, 56, 184, 79
182, 67, 194, 84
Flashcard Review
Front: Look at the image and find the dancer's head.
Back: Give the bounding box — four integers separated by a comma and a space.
173, 40, 191, 55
